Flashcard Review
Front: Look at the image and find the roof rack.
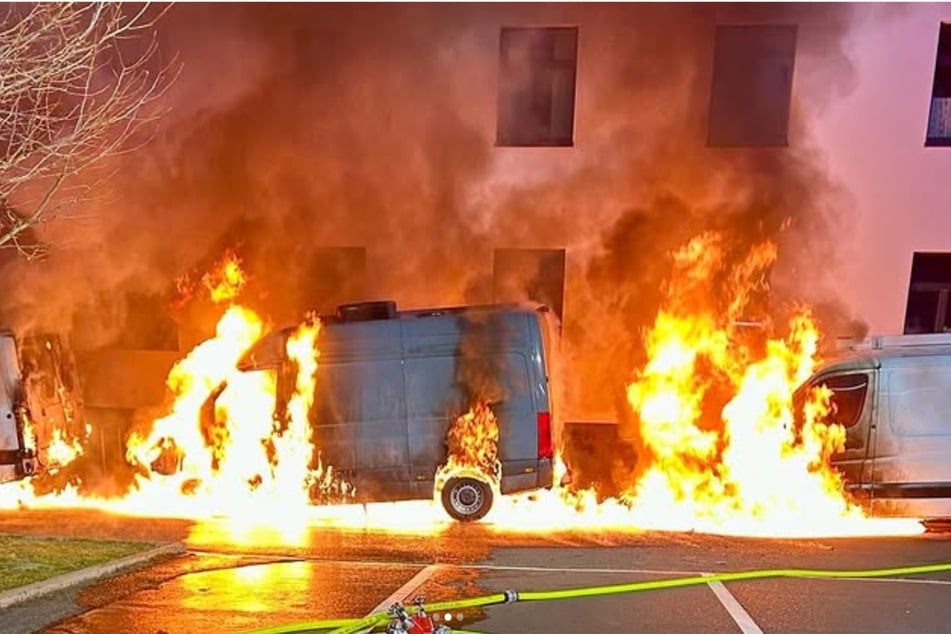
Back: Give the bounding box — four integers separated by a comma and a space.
836, 332, 951, 351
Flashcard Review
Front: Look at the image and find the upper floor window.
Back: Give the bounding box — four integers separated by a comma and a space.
497, 27, 578, 147
707, 25, 798, 147
904, 252, 951, 334
926, 22, 951, 146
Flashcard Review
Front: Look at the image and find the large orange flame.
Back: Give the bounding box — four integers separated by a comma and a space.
617, 234, 858, 534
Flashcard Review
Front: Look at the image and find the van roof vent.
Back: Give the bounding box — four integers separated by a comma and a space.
335, 301, 397, 323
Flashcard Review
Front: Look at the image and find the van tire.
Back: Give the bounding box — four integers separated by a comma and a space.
441, 476, 493, 522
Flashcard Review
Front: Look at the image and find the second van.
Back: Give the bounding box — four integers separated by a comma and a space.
796, 332, 951, 523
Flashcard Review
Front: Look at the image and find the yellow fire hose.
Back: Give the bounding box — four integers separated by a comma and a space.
245, 561, 951, 634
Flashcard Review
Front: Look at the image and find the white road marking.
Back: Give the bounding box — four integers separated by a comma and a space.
704, 576, 764, 634
369, 563, 441, 615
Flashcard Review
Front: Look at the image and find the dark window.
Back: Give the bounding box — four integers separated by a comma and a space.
926, 22, 951, 146
814, 374, 869, 429
904, 252, 951, 333
493, 248, 566, 321
497, 27, 578, 147
707, 25, 798, 147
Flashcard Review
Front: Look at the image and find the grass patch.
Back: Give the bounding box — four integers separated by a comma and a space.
0, 534, 159, 593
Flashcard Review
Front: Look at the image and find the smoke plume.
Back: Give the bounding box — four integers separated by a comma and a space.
0, 5, 869, 487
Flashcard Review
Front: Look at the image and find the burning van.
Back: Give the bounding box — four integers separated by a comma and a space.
0, 330, 84, 484
798, 332, 951, 523
238, 301, 556, 521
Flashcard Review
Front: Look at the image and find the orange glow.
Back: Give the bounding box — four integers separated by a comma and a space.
0, 238, 926, 540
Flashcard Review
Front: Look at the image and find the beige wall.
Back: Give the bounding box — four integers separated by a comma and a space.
810, 5, 951, 334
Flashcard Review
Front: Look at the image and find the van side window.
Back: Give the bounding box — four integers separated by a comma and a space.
887, 366, 951, 437
814, 373, 868, 428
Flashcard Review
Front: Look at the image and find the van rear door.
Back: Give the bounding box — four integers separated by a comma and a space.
495, 348, 544, 490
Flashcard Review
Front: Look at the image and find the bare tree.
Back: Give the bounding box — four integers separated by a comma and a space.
0, 3, 172, 260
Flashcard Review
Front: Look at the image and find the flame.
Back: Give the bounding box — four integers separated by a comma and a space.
0, 256, 349, 542
203, 251, 247, 304
18, 412, 36, 455
614, 234, 862, 534
479, 234, 921, 537
619, 308, 855, 534
116, 303, 359, 525
0, 238, 926, 540
278, 314, 355, 504
172, 250, 247, 309
123, 304, 271, 498
46, 426, 88, 470
435, 403, 501, 494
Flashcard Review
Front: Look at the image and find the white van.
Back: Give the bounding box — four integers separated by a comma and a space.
798, 333, 951, 522
0, 330, 84, 483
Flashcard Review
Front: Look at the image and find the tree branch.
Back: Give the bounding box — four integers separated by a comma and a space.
0, 3, 175, 259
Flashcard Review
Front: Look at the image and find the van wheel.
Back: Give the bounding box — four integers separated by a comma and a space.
441, 477, 493, 522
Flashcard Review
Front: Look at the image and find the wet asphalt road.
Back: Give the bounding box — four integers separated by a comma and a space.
1, 509, 951, 634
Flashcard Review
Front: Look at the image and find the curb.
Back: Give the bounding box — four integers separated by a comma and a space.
0, 541, 187, 609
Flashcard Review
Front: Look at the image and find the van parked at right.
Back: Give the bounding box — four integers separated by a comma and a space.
798, 333, 951, 522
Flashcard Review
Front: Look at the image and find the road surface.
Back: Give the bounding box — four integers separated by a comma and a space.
1, 509, 950, 634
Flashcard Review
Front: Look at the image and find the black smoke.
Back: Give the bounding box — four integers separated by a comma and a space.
0, 4, 871, 494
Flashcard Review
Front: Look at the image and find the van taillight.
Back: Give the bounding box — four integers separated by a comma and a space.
537, 412, 553, 460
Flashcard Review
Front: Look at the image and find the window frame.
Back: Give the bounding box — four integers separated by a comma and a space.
926, 21, 951, 147
496, 26, 579, 147
706, 24, 798, 148
903, 252, 951, 334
